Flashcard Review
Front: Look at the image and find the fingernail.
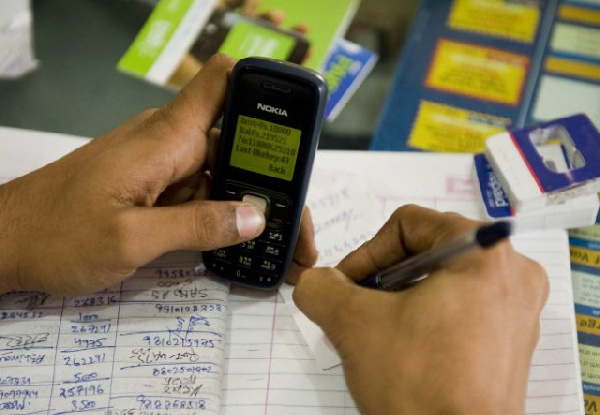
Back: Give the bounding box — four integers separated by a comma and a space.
236, 205, 266, 238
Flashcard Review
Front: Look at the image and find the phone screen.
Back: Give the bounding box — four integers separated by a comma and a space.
218, 18, 298, 60
229, 115, 301, 181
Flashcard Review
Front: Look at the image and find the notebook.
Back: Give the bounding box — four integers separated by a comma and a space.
0, 127, 584, 414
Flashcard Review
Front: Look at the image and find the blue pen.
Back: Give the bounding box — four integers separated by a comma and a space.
358, 221, 513, 291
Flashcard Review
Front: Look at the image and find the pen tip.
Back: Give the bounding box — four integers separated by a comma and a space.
477, 221, 512, 248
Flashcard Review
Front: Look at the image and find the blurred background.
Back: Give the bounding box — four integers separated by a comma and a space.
0, 0, 419, 150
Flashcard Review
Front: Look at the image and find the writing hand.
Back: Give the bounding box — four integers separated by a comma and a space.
0, 54, 317, 295
293, 204, 548, 415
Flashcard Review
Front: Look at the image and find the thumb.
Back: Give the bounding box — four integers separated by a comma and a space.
293, 267, 368, 341
125, 200, 265, 264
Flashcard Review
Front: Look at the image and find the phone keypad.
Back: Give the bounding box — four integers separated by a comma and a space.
205, 181, 294, 288
207, 246, 287, 287
207, 231, 289, 287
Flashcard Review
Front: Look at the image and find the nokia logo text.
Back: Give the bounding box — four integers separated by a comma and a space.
257, 103, 288, 117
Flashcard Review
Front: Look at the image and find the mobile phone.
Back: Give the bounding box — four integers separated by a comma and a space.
203, 57, 328, 289
191, 10, 310, 65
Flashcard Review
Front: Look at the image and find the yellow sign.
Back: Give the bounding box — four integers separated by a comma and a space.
408, 101, 510, 153
449, 0, 541, 44
571, 245, 600, 269
586, 393, 600, 415
425, 40, 529, 106
546, 57, 600, 82
559, 4, 600, 27
578, 314, 600, 336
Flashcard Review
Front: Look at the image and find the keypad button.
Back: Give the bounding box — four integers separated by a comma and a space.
206, 259, 233, 277
237, 254, 254, 268
240, 240, 258, 252
212, 249, 229, 260
268, 198, 289, 227
208, 246, 238, 263
262, 229, 286, 243
254, 258, 284, 274
243, 194, 268, 215
232, 267, 255, 282
256, 274, 277, 287
258, 242, 285, 259
263, 244, 282, 258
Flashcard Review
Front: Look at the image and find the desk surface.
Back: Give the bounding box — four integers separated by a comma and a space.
0, 0, 400, 150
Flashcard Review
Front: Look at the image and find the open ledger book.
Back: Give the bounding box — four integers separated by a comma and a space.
0, 127, 584, 415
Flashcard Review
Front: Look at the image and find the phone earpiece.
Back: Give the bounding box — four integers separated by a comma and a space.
262, 82, 292, 94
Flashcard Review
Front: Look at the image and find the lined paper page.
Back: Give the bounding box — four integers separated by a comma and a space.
279, 151, 584, 415
222, 287, 359, 415
513, 234, 584, 414
222, 232, 583, 415
0, 252, 228, 414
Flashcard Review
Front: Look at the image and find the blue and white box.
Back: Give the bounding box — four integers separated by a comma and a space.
474, 153, 599, 230
485, 114, 600, 213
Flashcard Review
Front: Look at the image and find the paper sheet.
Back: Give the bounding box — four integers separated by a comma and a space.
222, 287, 358, 414
0, 251, 228, 414
0, 128, 585, 414
282, 151, 585, 414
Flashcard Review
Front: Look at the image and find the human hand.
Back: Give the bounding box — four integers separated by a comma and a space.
0, 54, 317, 295
293, 205, 548, 415
172, 2, 310, 88
231, 0, 312, 64
240, 0, 311, 56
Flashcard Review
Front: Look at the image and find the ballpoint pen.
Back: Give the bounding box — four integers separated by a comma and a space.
358, 221, 513, 291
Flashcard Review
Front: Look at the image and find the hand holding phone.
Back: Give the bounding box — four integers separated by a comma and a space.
203, 57, 328, 289
192, 10, 310, 64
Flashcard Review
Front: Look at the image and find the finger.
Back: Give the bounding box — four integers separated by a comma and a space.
167, 54, 203, 89
337, 204, 479, 281
159, 53, 236, 139
191, 129, 220, 201
207, 128, 222, 172
293, 267, 393, 344
301, 48, 312, 64
291, 23, 309, 35
287, 262, 311, 287
287, 207, 318, 284
257, 10, 285, 26
240, 0, 259, 15
132, 54, 234, 188
156, 172, 204, 206
194, 172, 211, 201
123, 201, 265, 266
293, 267, 359, 331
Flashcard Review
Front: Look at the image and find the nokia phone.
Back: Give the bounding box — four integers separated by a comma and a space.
203, 57, 328, 289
